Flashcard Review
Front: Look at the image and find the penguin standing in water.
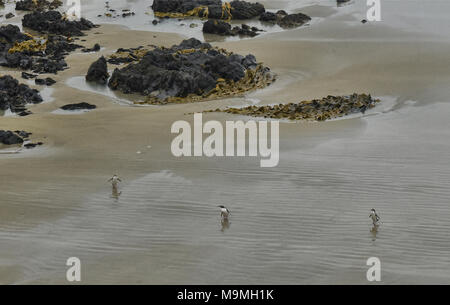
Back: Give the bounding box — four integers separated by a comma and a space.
369, 209, 380, 226
108, 175, 122, 188
218, 205, 230, 220
108, 175, 123, 199
218, 205, 231, 232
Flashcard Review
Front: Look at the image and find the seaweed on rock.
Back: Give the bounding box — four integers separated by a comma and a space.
107, 38, 275, 105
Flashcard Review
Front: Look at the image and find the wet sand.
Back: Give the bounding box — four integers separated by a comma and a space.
1, 1, 450, 284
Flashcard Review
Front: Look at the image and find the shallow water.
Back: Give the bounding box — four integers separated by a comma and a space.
2, 97, 450, 284
1, 0, 450, 285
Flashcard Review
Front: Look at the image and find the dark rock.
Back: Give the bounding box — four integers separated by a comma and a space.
35, 77, 56, 86
18, 110, 33, 116
16, 0, 63, 11
278, 13, 311, 28
152, 19, 159, 25
0, 25, 84, 74
86, 56, 109, 85
229, 0, 265, 20
15, 130, 32, 138
203, 20, 232, 35
21, 72, 38, 79
0, 75, 42, 113
82, 43, 101, 53
60, 102, 96, 111
152, 0, 222, 14
260, 10, 311, 29
5, 13, 15, 19
152, 0, 264, 20
107, 38, 275, 104
22, 11, 96, 37
259, 12, 277, 22
361, 19, 368, 24
203, 20, 261, 37
0, 130, 24, 145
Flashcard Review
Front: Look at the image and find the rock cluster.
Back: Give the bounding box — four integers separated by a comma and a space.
85, 56, 109, 85
22, 11, 96, 37
260, 10, 311, 28
35, 77, 56, 86
106, 38, 275, 105
203, 20, 262, 37
213, 94, 380, 121
0, 130, 43, 149
0, 75, 42, 114
0, 24, 84, 74
152, 0, 264, 20
16, 0, 63, 11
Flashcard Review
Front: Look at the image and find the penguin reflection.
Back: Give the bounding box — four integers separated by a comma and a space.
221, 217, 230, 232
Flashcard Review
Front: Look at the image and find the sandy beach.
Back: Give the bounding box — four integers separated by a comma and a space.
1, 0, 450, 284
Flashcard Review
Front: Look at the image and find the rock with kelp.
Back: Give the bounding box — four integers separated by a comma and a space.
86, 56, 109, 85
211, 94, 380, 121
22, 11, 96, 37
259, 10, 311, 28
107, 38, 275, 105
0, 24, 84, 74
151, 0, 264, 20
107, 46, 151, 65
16, 0, 63, 11
0, 75, 42, 114
203, 20, 262, 37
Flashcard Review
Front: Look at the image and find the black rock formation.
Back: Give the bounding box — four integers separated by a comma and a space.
16, 0, 63, 11
0, 75, 42, 113
107, 38, 275, 104
22, 11, 96, 37
203, 20, 261, 37
0, 24, 84, 74
86, 56, 109, 85
260, 11, 311, 28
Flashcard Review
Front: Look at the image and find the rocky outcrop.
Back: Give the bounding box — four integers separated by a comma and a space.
16, 0, 62, 11
108, 38, 275, 105
0, 75, 42, 113
212, 94, 380, 121
60, 102, 96, 111
0, 130, 25, 145
0, 24, 84, 74
152, 0, 264, 20
86, 56, 109, 85
203, 20, 261, 37
260, 10, 311, 28
22, 11, 96, 37
0, 130, 42, 149
278, 13, 311, 28
229, 0, 264, 19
